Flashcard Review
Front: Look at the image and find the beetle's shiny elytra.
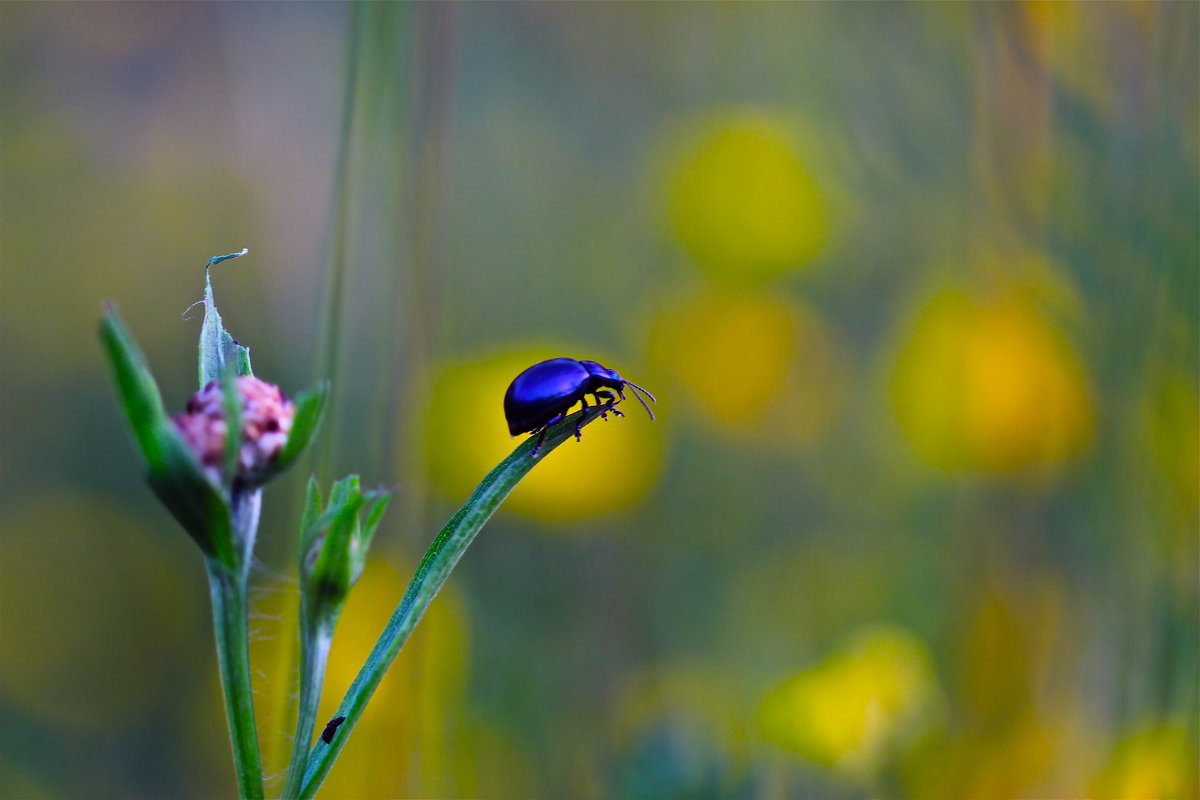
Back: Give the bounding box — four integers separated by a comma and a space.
503, 357, 656, 458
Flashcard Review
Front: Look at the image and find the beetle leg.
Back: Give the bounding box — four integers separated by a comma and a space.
530, 426, 549, 458
529, 413, 565, 458
588, 392, 608, 421
594, 390, 624, 418
575, 396, 591, 436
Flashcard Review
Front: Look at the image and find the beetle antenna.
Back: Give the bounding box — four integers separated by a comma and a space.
624, 380, 656, 421
624, 380, 656, 403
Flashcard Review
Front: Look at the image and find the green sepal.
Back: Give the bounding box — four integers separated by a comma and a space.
199, 250, 253, 388
301, 476, 364, 623
301, 475, 363, 570
220, 363, 243, 488
299, 476, 392, 628
299, 475, 324, 549
357, 491, 392, 565
259, 382, 329, 484
99, 306, 236, 570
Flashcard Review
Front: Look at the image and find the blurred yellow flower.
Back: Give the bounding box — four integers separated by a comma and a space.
1091, 723, 1198, 800
423, 347, 663, 523
890, 286, 1093, 474
647, 288, 841, 447
664, 111, 831, 279
760, 625, 937, 774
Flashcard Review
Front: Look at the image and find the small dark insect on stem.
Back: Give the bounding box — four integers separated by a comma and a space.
320, 715, 346, 745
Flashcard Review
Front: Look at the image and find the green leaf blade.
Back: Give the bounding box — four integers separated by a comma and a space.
297, 404, 616, 799
100, 305, 236, 568
199, 250, 252, 387
99, 307, 170, 465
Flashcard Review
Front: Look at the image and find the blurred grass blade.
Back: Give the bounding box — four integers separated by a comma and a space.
297, 404, 615, 799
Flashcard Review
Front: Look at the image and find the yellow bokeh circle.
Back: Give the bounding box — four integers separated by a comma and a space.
760, 625, 937, 774
423, 347, 663, 524
647, 288, 841, 447
1090, 723, 1198, 800
664, 110, 832, 279
890, 287, 1093, 474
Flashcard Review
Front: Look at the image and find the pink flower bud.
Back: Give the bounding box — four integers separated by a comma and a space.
173, 376, 295, 488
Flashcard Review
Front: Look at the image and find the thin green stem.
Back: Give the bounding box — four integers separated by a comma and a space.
206, 558, 265, 800
297, 406, 613, 799
281, 612, 334, 799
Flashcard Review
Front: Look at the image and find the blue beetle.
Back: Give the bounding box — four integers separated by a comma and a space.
504, 358, 656, 457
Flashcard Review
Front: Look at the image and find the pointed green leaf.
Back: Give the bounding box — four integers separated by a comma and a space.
199, 250, 252, 387
99, 305, 170, 465
302, 481, 362, 557
329, 475, 360, 509
100, 306, 236, 568
304, 492, 365, 618
358, 491, 392, 556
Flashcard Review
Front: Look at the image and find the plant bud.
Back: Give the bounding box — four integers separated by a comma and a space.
173, 376, 295, 489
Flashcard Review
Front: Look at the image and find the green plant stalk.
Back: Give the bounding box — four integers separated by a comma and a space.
206, 556, 265, 800
298, 406, 614, 798
281, 609, 334, 799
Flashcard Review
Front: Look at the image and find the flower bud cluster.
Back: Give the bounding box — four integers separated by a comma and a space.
173, 376, 295, 488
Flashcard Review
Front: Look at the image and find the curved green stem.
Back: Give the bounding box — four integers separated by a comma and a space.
281, 614, 334, 799
297, 406, 613, 799
206, 558, 265, 800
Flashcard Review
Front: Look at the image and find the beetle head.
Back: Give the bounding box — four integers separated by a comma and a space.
579, 359, 656, 421
578, 359, 620, 384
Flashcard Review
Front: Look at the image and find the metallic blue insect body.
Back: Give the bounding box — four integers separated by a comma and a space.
504, 358, 656, 458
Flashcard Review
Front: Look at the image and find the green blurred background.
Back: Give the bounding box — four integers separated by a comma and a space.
2, 3, 1197, 798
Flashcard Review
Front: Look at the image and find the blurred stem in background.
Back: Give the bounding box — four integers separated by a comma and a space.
312, 2, 371, 484
392, 1, 456, 559
265, 6, 377, 780
272, 4, 460, 789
